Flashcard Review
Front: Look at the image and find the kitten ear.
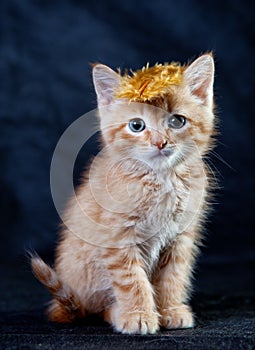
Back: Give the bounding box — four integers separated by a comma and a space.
92, 64, 120, 107
184, 54, 215, 109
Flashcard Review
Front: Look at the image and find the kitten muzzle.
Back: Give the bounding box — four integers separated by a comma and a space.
160, 148, 173, 157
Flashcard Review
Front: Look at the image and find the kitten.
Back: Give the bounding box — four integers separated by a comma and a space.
31, 54, 216, 334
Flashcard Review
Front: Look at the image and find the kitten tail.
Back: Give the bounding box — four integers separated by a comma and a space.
31, 256, 85, 322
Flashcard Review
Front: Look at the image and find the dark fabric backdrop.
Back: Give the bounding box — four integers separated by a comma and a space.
0, 0, 254, 268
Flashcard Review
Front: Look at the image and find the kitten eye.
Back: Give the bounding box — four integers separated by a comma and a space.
168, 114, 186, 129
128, 118, 146, 133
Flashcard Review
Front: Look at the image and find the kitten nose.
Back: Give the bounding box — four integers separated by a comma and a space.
155, 140, 167, 150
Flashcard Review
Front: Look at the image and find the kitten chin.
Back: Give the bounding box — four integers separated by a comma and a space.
31, 54, 216, 334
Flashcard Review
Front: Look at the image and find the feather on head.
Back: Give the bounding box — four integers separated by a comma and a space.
115, 62, 185, 102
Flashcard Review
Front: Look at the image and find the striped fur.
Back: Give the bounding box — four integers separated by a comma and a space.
31, 54, 216, 334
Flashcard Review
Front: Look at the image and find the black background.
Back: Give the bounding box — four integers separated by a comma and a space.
0, 0, 254, 284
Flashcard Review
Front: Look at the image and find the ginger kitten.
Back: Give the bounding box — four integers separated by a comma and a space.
31, 54, 216, 334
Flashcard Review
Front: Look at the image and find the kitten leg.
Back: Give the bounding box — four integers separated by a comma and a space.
153, 231, 199, 329
102, 248, 159, 334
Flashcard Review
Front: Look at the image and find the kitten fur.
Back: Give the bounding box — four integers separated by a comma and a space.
31, 54, 216, 334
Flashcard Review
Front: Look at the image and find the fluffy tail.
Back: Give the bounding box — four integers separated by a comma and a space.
31, 256, 85, 322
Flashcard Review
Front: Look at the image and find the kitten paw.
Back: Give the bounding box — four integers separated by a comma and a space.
160, 304, 194, 329
116, 311, 159, 334
105, 305, 159, 334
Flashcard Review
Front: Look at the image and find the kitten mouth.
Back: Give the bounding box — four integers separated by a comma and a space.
151, 148, 173, 158
160, 148, 173, 157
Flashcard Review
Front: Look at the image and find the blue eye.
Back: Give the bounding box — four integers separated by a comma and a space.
168, 114, 186, 129
128, 118, 146, 132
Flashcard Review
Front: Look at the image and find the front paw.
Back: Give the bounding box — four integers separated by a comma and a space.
160, 304, 194, 329
107, 304, 159, 334
117, 311, 159, 334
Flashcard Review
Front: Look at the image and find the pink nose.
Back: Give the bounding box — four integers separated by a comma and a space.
155, 140, 167, 150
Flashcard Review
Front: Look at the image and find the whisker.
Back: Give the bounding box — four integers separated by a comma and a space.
204, 157, 224, 179
217, 140, 229, 148
203, 160, 222, 190
211, 151, 235, 171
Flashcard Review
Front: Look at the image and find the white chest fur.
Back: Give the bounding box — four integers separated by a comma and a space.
131, 169, 187, 270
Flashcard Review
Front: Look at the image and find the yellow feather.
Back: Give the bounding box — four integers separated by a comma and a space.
115, 62, 185, 102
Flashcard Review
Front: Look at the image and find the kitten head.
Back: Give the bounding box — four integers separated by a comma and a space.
92, 54, 215, 170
